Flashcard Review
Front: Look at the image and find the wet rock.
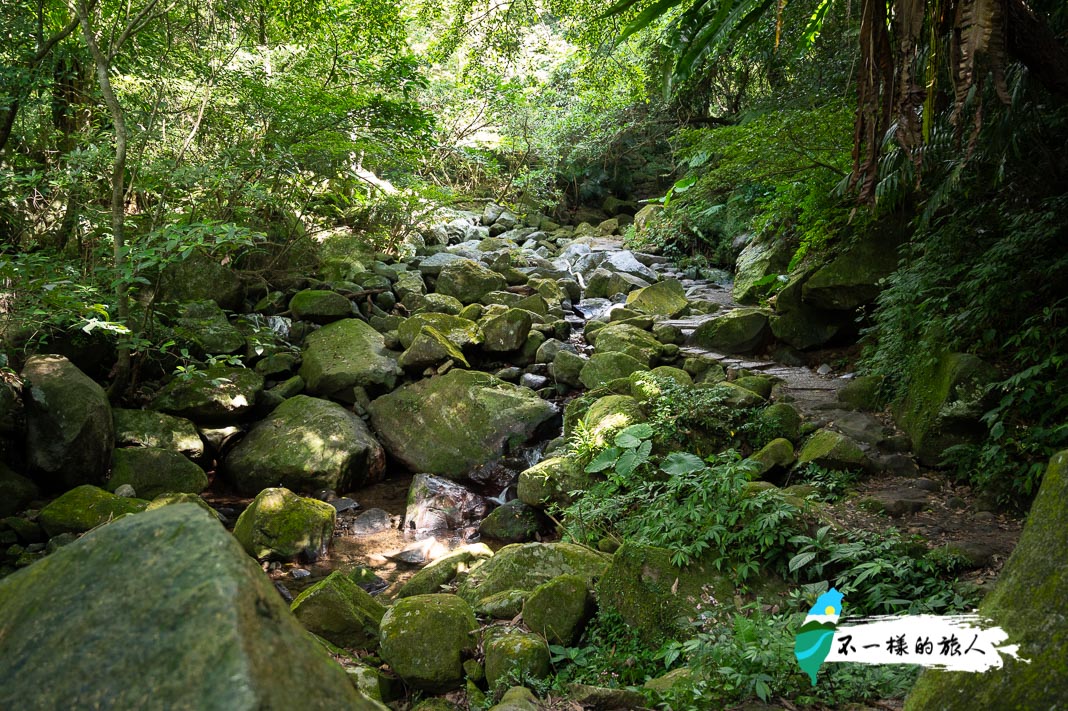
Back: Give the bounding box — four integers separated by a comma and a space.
0, 504, 378, 709
113, 409, 205, 461
687, 308, 771, 354
368, 370, 556, 481
378, 594, 478, 692
522, 574, 593, 646
300, 319, 402, 400
290, 570, 385, 648
38, 485, 149, 537
457, 542, 610, 606
396, 543, 494, 598
406, 474, 489, 533
232, 487, 336, 561
224, 395, 385, 495
519, 373, 548, 390
906, 450, 1068, 710
484, 630, 550, 689
350, 508, 393, 536
22, 355, 114, 490
151, 365, 264, 425
108, 447, 208, 499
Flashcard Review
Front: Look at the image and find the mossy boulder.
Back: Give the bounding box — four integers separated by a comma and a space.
232, 487, 336, 561
802, 236, 900, 311
796, 429, 869, 471
475, 590, 530, 619
398, 326, 470, 370
0, 504, 378, 710
435, 259, 507, 304
479, 500, 541, 543
758, 403, 803, 443
596, 542, 736, 644
37, 484, 149, 537
0, 464, 39, 517
551, 350, 586, 388
687, 308, 771, 354
224, 395, 385, 495
905, 450, 1068, 711
175, 300, 245, 355
895, 352, 998, 467
767, 269, 844, 350
415, 292, 464, 315
625, 279, 690, 317
522, 574, 593, 646
158, 253, 244, 311
289, 289, 352, 324
750, 438, 796, 479
593, 323, 663, 367
733, 375, 775, 399
583, 395, 645, 443
107, 447, 208, 499
456, 542, 610, 606
396, 543, 494, 598
481, 309, 534, 352
368, 370, 556, 481
484, 630, 551, 689
579, 352, 648, 389
300, 319, 402, 400
145, 492, 216, 516
22, 355, 114, 489
732, 232, 794, 304
517, 456, 588, 509
837, 375, 884, 411
151, 366, 264, 425
290, 570, 385, 648
704, 381, 766, 408
112, 409, 204, 461
393, 270, 426, 302
378, 594, 478, 692
398, 313, 483, 350
584, 269, 649, 299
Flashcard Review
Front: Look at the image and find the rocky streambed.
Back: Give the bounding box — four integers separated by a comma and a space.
0, 202, 1029, 709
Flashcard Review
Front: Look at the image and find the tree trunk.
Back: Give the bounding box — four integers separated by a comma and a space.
1006, 0, 1068, 98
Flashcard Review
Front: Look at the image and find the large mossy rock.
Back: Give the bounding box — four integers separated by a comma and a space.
481, 308, 533, 352
802, 236, 900, 311
37, 484, 149, 537
796, 429, 869, 472
158, 253, 244, 311
516, 456, 587, 509
457, 542, 610, 606
112, 409, 204, 461
579, 352, 648, 389
300, 319, 402, 400
368, 370, 556, 481
484, 630, 551, 689
21, 355, 114, 489
398, 313, 483, 350
289, 289, 352, 324
108, 447, 208, 499
625, 279, 689, 317
151, 366, 264, 425
895, 352, 998, 467
174, 300, 245, 355
233, 487, 336, 561
0, 504, 380, 710
435, 259, 507, 304
732, 232, 795, 304
378, 594, 478, 692
522, 574, 593, 646
398, 326, 470, 370
905, 450, 1068, 711
224, 395, 385, 495
687, 308, 771, 354
290, 570, 385, 649
479, 499, 541, 543
593, 323, 662, 367
596, 542, 735, 644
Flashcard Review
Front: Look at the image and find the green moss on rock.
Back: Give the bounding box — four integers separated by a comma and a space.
398, 313, 483, 350
378, 594, 478, 692
113, 409, 204, 461
290, 570, 385, 648
479, 500, 541, 542
625, 278, 690, 317
749, 438, 796, 479
232, 487, 336, 561
796, 429, 868, 471
289, 290, 353, 324
516, 456, 588, 510
108, 447, 208, 499
396, 543, 494, 599
38, 485, 149, 537
300, 320, 402, 399
522, 574, 592, 646
687, 308, 771, 354
593, 323, 662, 367
435, 260, 507, 304
151, 365, 264, 425
579, 352, 649, 390
457, 542, 609, 606
484, 630, 550, 689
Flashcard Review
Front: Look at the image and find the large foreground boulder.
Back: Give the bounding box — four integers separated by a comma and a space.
21, 355, 114, 489
905, 450, 1068, 710
224, 395, 385, 495
299, 319, 402, 400
0, 504, 380, 710
368, 370, 556, 480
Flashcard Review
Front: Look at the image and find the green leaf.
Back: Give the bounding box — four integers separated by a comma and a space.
789, 551, 817, 573
619, 423, 654, 439
614, 431, 641, 449
586, 448, 621, 473
616, 450, 639, 477
661, 452, 706, 476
